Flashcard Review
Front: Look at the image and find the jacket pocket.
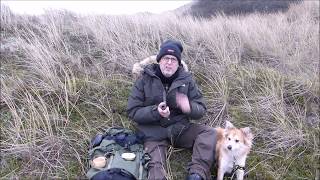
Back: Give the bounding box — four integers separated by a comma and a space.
144, 95, 162, 106
177, 83, 189, 94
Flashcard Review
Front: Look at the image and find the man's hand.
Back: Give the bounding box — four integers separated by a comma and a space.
158, 102, 170, 118
176, 92, 191, 113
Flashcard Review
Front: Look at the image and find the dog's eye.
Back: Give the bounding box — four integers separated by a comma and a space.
235, 140, 239, 143
228, 138, 231, 141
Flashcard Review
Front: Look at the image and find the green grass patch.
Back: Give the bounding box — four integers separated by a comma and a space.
246, 149, 317, 180
0, 157, 23, 179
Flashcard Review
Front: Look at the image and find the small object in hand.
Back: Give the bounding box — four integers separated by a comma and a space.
91, 156, 107, 168
160, 103, 167, 110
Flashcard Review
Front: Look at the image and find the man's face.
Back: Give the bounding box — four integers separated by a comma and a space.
159, 55, 179, 77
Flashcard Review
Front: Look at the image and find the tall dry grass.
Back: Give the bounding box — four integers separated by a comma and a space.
1, 1, 319, 179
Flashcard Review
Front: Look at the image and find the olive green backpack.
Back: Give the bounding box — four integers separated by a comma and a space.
86, 127, 150, 180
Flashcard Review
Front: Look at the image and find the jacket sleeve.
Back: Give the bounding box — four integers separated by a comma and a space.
127, 77, 162, 124
187, 79, 206, 119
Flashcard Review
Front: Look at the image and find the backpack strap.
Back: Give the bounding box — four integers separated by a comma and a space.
89, 139, 122, 159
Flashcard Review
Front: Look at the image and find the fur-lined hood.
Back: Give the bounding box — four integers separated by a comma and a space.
132, 55, 188, 79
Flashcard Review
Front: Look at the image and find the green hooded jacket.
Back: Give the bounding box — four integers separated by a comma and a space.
127, 64, 206, 141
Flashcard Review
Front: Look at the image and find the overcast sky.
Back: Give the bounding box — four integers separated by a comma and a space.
1, 1, 191, 15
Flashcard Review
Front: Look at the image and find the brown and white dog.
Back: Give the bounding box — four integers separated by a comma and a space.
215, 121, 253, 180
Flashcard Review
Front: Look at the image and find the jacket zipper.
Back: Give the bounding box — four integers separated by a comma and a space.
163, 84, 170, 120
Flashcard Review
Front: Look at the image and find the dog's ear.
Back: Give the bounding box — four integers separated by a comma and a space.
241, 127, 253, 140
225, 121, 234, 129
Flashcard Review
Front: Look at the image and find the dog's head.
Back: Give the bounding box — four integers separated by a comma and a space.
223, 121, 253, 154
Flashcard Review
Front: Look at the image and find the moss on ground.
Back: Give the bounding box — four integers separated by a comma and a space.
168, 149, 192, 180
0, 157, 23, 178
245, 149, 317, 180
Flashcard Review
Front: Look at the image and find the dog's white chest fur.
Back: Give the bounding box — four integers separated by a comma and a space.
220, 153, 236, 173
218, 153, 247, 180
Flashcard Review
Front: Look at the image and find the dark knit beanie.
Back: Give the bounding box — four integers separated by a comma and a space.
156, 40, 183, 64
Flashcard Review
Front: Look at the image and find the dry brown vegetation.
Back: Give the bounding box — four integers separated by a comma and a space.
0, 1, 319, 179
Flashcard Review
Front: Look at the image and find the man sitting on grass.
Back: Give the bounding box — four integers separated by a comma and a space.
127, 39, 217, 180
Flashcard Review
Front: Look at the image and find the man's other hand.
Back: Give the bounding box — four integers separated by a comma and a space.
176, 92, 191, 114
